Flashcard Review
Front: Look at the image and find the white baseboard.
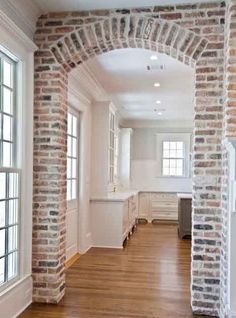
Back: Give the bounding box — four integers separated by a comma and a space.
92, 244, 123, 249
0, 275, 32, 318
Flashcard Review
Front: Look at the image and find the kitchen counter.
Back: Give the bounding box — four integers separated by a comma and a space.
90, 191, 139, 202
177, 193, 192, 199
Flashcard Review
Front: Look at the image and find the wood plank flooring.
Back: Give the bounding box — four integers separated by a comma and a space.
20, 224, 209, 318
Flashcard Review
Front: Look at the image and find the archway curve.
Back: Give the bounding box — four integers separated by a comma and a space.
49, 15, 209, 71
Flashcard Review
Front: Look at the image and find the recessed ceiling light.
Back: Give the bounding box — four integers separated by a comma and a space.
157, 111, 162, 115
154, 82, 160, 87
156, 100, 161, 104
150, 55, 158, 61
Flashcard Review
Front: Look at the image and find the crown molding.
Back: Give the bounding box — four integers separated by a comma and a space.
121, 119, 194, 129
70, 63, 109, 102
0, 9, 38, 52
68, 77, 92, 107
0, 0, 41, 41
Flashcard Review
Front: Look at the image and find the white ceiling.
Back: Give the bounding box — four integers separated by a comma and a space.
33, 0, 219, 12
81, 48, 194, 121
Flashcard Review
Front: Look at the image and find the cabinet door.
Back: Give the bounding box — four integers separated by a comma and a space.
138, 193, 150, 218
123, 200, 129, 238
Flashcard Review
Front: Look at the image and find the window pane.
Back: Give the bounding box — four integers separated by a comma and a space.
72, 158, 77, 178
0, 229, 6, 256
176, 142, 183, 150
176, 149, 183, 158
67, 180, 71, 201
8, 252, 17, 280
67, 113, 72, 135
170, 142, 176, 150
0, 201, 6, 228
72, 137, 77, 157
3, 87, 12, 114
170, 168, 176, 175
71, 180, 76, 200
169, 150, 176, 158
2, 142, 12, 166
163, 167, 169, 175
163, 150, 169, 158
163, 142, 170, 150
3, 114, 13, 141
72, 115, 77, 137
67, 158, 72, 179
3, 60, 12, 88
8, 226, 18, 252
170, 159, 176, 169
9, 199, 18, 225
67, 136, 72, 157
163, 159, 169, 168
0, 257, 5, 284
0, 173, 6, 200
9, 173, 18, 198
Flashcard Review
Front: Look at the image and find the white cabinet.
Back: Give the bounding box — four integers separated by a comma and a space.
91, 101, 118, 196
138, 193, 150, 219
138, 192, 178, 222
91, 192, 138, 248
119, 128, 133, 189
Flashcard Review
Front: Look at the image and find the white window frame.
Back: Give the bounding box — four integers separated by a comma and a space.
162, 141, 185, 177
0, 49, 20, 292
156, 133, 191, 178
67, 107, 80, 210
0, 10, 36, 317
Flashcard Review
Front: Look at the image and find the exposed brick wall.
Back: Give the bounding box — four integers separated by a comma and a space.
33, 52, 68, 302
33, 2, 226, 315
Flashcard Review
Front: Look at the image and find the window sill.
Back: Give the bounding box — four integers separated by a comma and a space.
0, 274, 31, 298
156, 175, 191, 179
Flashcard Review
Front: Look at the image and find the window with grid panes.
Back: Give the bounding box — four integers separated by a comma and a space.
67, 111, 78, 202
0, 51, 20, 288
162, 141, 184, 177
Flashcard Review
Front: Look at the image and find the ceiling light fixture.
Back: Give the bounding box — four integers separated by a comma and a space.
154, 82, 160, 87
157, 111, 163, 115
150, 55, 158, 61
156, 100, 161, 104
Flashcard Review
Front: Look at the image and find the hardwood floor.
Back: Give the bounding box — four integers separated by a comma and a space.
20, 224, 209, 318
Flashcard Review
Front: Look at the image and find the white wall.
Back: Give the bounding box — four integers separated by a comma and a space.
129, 123, 193, 192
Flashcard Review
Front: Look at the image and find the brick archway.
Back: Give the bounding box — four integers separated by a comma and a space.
49, 16, 208, 70
33, 6, 224, 316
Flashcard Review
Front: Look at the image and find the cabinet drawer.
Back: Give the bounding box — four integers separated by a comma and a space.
151, 193, 177, 202
152, 210, 178, 220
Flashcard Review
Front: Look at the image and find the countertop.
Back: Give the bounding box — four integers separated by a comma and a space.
90, 191, 139, 202
177, 193, 192, 199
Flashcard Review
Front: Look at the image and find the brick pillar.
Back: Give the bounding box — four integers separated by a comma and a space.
192, 27, 224, 316
33, 49, 68, 303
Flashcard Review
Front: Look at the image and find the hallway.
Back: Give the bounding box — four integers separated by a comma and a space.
20, 224, 208, 318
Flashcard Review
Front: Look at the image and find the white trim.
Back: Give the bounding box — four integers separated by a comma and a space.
0, 275, 32, 318
0, 9, 37, 52
70, 64, 108, 103
92, 244, 123, 249
0, 0, 41, 41
0, 12, 35, 318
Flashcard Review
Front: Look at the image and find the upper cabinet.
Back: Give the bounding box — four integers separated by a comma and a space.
91, 101, 119, 195
119, 128, 133, 190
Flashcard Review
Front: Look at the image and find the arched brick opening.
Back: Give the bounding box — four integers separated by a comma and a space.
33, 8, 224, 317
49, 16, 208, 69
